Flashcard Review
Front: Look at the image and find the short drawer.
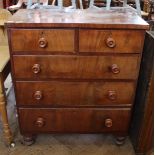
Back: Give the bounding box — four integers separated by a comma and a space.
10, 29, 75, 53
13, 55, 140, 80
16, 81, 135, 106
79, 30, 144, 53
18, 108, 131, 133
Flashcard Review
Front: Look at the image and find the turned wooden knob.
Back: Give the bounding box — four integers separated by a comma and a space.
110, 64, 120, 74
32, 64, 41, 74
35, 117, 45, 128
106, 37, 116, 48
105, 118, 113, 128
108, 90, 117, 100
38, 38, 47, 48
34, 91, 43, 100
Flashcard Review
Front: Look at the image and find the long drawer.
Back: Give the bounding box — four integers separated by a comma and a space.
18, 108, 131, 133
79, 30, 144, 53
16, 81, 135, 106
13, 55, 140, 80
10, 29, 75, 53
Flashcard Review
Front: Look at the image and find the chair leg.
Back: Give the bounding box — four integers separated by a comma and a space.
123, 0, 127, 7
0, 78, 13, 146
135, 0, 141, 16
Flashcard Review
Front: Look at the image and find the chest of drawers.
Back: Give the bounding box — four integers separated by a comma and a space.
6, 8, 149, 146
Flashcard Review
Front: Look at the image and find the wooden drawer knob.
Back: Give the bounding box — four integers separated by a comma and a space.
105, 118, 113, 128
110, 64, 120, 74
34, 91, 43, 100
32, 64, 41, 74
108, 90, 117, 100
106, 37, 116, 48
35, 117, 45, 128
38, 38, 47, 48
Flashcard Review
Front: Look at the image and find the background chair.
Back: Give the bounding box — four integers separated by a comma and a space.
0, 9, 14, 147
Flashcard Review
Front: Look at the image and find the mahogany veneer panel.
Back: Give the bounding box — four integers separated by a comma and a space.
13, 55, 140, 80
79, 30, 145, 53
18, 108, 131, 133
10, 29, 75, 52
15, 81, 135, 106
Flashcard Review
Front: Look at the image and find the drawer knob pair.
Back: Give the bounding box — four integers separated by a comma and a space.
105, 118, 113, 128
35, 117, 45, 128
106, 37, 116, 48
32, 64, 120, 74
34, 91, 43, 100
110, 64, 120, 74
38, 38, 47, 48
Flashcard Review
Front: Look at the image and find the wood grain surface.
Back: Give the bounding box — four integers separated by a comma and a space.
79, 30, 145, 53
11, 29, 75, 52
15, 81, 135, 106
18, 108, 131, 133
12, 55, 140, 80
6, 8, 149, 29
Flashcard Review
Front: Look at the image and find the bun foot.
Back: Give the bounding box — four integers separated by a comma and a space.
22, 135, 35, 146
115, 136, 126, 146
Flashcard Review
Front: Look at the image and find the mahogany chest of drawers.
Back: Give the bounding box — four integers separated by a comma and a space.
6, 8, 149, 145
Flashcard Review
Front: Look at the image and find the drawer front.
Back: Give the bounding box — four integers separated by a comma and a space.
79, 30, 144, 53
13, 55, 140, 80
10, 29, 75, 53
18, 108, 131, 133
16, 81, 135, 106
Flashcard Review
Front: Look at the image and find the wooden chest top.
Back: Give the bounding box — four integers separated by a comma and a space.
6, 8, 149, 29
